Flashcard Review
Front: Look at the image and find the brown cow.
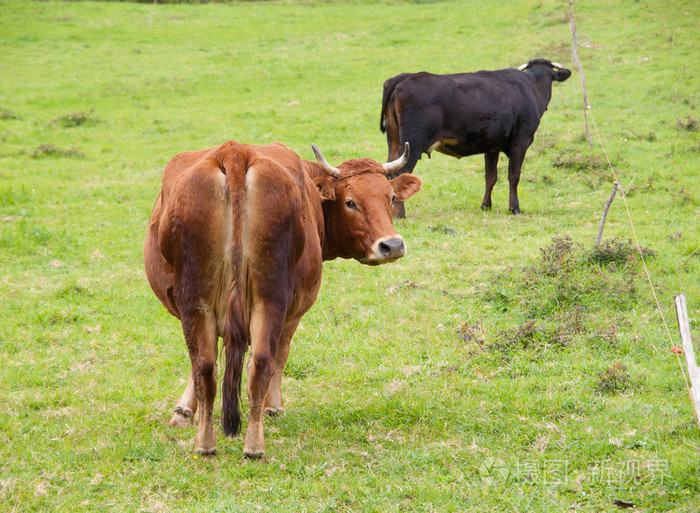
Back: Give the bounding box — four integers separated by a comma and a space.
144, 140, 421, 458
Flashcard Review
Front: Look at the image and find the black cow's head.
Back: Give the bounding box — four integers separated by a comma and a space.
518, 58, 572, 82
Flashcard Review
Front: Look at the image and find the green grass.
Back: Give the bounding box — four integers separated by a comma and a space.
1, 0, 699, 511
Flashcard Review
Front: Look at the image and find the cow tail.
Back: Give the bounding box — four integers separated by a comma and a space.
219, 142, 249, 437
380, 74, 407, 133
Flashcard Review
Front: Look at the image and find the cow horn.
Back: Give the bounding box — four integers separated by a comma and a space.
551, 61, 564, 69
517, 63, 528, 71
311, 144, 340, 178
382, 142, 410, 175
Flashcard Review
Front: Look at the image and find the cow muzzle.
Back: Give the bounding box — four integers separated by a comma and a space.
366, 235, 406, 264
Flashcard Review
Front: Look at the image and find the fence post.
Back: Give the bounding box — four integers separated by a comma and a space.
674, 294, 700, 429
568, 1, 593, 149
595, 182, 618, 245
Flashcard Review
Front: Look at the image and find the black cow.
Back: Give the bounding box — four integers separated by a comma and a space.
380, 58, 572, 217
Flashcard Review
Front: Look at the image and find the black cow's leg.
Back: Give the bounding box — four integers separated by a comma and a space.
392, 199, 407, 219
507, 147, 527, 215
481, 151, 499, 210
388, 140, 422, 219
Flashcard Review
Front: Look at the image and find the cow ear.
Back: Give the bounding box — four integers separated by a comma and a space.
313, 176, 336, 201
390, 174, 422, 201
554, 69, 572, 82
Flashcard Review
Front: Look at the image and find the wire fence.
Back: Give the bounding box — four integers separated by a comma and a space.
567, 1, 695, 415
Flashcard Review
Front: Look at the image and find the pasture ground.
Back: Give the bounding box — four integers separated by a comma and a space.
1, 0, 698, 511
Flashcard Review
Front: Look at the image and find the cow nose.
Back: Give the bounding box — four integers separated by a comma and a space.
367, 235, 407, 264
378, 237, 405, 258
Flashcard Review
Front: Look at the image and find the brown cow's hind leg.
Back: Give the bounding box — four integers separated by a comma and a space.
263, 318, 300, 416
243, 352, 271, 459
243, 303, 287, 459
182, 309, 219, 455
168, 373, 198, 427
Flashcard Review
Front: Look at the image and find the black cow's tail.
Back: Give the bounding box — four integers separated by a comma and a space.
218, 142, 250, 437
380, 74, 409, 133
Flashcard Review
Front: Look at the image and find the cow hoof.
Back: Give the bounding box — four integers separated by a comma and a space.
194, 447, 217, 457
480, 204, 492, 211
168, 407, 193, 428
243, 448, 265, 460
510, 208, 523, 215
264, 406, 284, 417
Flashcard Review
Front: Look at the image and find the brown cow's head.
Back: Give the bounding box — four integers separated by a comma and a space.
312, 143, 422, 265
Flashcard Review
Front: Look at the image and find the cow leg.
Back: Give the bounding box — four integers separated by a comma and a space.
263, 317, 300, 416
392, 199, 407, 219
507, 147, 527, 215
389, 140, 423, 219
481, 151, 499, 210
168, 373, 198, 427
181, 309, 218, 454
243, 302, 287, 459
385, 104, 403, 165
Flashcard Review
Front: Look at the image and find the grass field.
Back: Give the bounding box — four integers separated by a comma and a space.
1, 0, 699, 511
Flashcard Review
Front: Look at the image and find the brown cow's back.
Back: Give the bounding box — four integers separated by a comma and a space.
145, 142, 324, 331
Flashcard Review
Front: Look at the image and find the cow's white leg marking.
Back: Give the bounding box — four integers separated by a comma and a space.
242, 304, 278, 459
263, 318, 299, 416
168, 373, 197, 427
243, 355, 267, 459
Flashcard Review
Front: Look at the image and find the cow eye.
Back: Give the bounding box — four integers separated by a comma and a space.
345, 199, 357, 210
391, 194, 396, 205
